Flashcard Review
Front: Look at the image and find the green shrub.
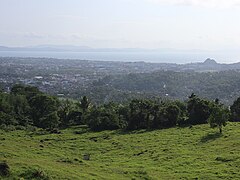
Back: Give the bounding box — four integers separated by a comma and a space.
1, 125, 16, 132
21, 168, 50, 180
0, 161, 10, 177
15, 125, 26, 130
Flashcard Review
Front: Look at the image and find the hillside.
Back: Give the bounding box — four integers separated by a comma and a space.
0, 122, 240, 179
92, 70, 240, 104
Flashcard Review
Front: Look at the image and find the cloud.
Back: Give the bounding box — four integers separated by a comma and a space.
23, 32, 47, 39
145, 0, 240, 8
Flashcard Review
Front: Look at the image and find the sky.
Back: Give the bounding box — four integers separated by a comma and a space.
1, 0, 240, 50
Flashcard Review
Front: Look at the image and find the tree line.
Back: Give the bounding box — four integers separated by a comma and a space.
1, 84, 240, 133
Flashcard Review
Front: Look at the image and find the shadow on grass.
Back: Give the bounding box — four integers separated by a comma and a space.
110, 129, 147, 135
200, 132, 222, 143
111, 125, 193, 136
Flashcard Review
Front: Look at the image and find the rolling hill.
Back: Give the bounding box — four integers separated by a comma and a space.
0, 122, 240, 179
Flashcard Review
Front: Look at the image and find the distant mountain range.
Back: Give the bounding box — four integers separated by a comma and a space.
1, 45, 240, 68
175, 58, 240, 72
0, 45, 151, 52
130, 58, 240, 72
0, 45, 215, 53
0, 45, 92, 52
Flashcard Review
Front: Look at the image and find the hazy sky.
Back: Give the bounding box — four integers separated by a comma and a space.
1, 0, 240, 50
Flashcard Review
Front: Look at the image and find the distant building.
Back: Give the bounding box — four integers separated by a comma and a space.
34, 76, 43, 80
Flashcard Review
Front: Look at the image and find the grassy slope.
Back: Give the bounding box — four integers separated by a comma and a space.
0, 123, 240, 180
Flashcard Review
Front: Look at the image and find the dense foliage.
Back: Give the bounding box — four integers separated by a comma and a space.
90, 70, 240, 105
230, 97, 240, 122
0, 84, 239, 133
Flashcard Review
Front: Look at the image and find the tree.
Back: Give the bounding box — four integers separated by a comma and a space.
152, 102, 181, 129
68, 110, 82, 125
39, 111, 60, 130
173, 100, 188, 126
78, 96, 91, 124
187, 94, 213, 125
230, 97, 240, 122
11, 84, 41, 100
0, 112, 16, 126
29, 94, 59, 129
86, 104, 122, 131
208, 104, 230, 133
58, 99, 75, 127
0, 86, 3, 93
10, 94, 31, 126
79, 96, 90, 113
164, 104, 180, 127
0, 93, 12, 115
0, 93, 16, 126
127, 99, 154, 130
10, 84, 26, 95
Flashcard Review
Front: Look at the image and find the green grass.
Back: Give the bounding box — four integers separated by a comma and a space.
0, 123, 240, 179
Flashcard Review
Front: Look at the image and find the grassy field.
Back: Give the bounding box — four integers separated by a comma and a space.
0, 122, 240, 179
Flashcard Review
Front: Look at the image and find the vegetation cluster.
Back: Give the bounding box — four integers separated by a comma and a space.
1, 84, 240, 133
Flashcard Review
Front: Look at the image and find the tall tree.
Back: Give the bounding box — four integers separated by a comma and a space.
79, 96, 90, 113
58, 99, 74, 127
86, 104, 122, 131
230, 97, 240, 122
187, 94, 213, 125
208, 104, 230, 133
29, 94, 59, 129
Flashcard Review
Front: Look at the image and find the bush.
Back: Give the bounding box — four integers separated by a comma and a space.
26, 125, 37, 132
21, 168, 50, 180
1, 125, 16, 132
0, 124, 7, 130
15, 125, 26, 130
0, 161, 10, 177
0, 112, 17, 126
38, 111, 60, 130
50, 128, 61, 134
